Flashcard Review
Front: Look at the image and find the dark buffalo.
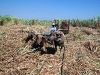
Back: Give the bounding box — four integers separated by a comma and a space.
45, 31, 65, 53
31, 34, 47, 52
23, 31, 36, 43
23, 31, 47, 52
54, 31, 65, 52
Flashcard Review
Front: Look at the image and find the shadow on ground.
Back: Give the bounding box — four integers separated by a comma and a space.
31, 47, 57, 55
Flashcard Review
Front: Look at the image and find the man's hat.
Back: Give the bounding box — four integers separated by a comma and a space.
52, 23, 55, 25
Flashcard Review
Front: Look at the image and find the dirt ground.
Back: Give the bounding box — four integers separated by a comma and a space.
0, 24, 100, 75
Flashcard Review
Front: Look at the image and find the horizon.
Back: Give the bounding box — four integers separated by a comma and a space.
0, 0, 100, 20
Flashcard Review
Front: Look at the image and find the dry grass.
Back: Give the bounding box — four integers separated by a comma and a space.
0, 25, 100, 75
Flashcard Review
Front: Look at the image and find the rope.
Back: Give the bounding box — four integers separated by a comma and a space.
61, 46, 66, 75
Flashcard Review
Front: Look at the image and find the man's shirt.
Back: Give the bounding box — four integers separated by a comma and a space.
50, 26, 57, 32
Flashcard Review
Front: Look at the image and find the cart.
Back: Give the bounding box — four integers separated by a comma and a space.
58, 21, 69, 34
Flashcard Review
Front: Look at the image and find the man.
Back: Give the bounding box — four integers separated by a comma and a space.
50, 22, 57, 33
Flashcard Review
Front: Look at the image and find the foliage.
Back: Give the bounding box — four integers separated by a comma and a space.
0, 15, 100, 28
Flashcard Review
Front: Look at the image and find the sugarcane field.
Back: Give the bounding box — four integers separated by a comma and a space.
0, 0, 100, 75
0, 16, 100, 75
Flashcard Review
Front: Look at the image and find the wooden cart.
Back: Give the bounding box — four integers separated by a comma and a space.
58, 21, 69, 34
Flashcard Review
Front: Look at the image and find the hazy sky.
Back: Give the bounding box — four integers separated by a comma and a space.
0, 0, 100, 19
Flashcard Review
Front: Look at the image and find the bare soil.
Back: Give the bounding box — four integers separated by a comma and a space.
0, 25, 100, 75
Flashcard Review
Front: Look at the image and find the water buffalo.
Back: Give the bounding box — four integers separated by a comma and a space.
23, 31, 36, 43
45, 31, 65, 53
23, 30, 48, 52
31, 34, 47, 52
54, 31, 65, 52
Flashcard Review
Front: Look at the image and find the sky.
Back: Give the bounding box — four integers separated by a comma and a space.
0, 0, 100, 20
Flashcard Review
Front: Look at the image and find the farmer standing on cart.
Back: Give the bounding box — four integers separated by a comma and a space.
50, 22, 57, 33
50, 19, 59, 33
